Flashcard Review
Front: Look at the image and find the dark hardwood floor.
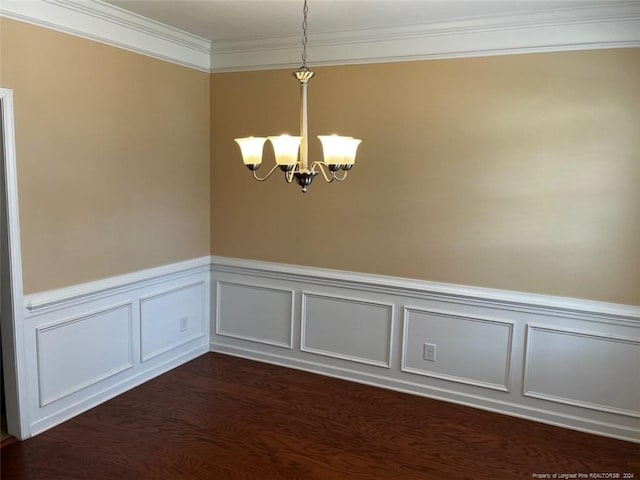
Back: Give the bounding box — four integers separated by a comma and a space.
2, 353, 638, 479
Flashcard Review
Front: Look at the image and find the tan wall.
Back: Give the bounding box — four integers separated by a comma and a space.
2, 16, 637, 304
211, 49, 640, 306
1, 19, 210, 294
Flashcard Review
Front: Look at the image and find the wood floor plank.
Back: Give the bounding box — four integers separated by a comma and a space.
1, 353, 637, 479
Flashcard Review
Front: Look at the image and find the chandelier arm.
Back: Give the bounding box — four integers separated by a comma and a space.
332, 170, 348, 182
251, 164, 280, 182
285, 169, 296, 183
311, 161, 335, 183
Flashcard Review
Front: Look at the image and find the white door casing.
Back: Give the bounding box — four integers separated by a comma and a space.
1, 88, 29, 439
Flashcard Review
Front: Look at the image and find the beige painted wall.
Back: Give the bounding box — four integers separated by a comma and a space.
211, 49, 640, 306
2, 16, 637, 305
1, 19, 210, 294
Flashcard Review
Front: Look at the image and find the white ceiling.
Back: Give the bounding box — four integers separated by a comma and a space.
104, 0, 605, 43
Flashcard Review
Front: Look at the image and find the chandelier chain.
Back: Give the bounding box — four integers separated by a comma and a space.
301, 0, 309, 67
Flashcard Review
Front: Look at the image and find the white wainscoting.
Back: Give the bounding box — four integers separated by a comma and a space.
524, 324, 640, 418
22, 257, 210, 437
215, 280, 294, 348
17, 255, 640, 442
140, 282, 206, 362
301, 292, 394, 368
402, 307, 514, 392
210, 256, 640, 443
36, 302, 134, 407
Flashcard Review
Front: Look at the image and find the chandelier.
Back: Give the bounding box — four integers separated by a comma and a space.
234, 0, 361, 193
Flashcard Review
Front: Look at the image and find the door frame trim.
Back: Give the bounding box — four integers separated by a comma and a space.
1, 88, 29, 439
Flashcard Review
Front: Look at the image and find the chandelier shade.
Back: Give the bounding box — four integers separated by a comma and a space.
269, 135, 303, 168
234, 0, 361, 192
318, 135, 362, 169
234, 137, 266, 168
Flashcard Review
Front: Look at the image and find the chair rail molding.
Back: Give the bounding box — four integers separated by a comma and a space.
210, 256, 640, 326
24, 256, 211, 316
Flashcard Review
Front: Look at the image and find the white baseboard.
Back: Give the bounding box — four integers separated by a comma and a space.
211, 256, 640, 443
21, 257, 211, 437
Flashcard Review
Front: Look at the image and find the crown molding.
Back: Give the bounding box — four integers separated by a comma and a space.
0, 0, 212, 72
1, 0, 638, 73
211, 2, 640, 72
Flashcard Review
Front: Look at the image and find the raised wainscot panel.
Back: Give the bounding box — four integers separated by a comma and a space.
140, 281, 206, 362
301, 292, 394, 367
524, 324, 640, 417
36, 303, 133, 406
402, 307, 514, 391
216, 281, 294, 348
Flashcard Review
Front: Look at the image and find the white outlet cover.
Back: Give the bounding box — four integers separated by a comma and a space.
423, 343, 436, 362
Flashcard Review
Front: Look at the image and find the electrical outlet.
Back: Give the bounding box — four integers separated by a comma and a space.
180, 317, 188, 332
423, 343, 436, 362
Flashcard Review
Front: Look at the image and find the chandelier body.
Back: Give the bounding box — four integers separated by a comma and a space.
234, 1, 361, 193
